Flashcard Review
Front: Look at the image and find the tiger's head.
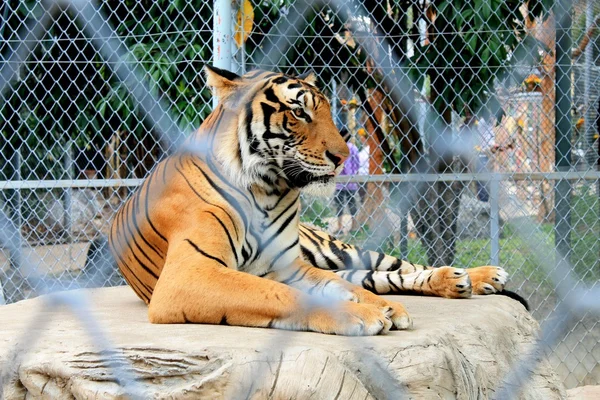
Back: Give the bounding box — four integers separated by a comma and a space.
205, 66, 349, 195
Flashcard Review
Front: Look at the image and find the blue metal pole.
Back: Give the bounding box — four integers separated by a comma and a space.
213, 0, 234, 108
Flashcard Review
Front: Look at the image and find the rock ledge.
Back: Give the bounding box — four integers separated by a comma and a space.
0, 287, 566, 399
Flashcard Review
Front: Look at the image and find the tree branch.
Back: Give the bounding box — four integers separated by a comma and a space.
572, 13, 600, 58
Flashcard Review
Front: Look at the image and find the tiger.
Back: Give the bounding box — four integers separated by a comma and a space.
106, 66, 515, 336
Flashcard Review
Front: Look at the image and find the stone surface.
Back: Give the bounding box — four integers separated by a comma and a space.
567, 385, 600, 399
0, 243, 89, 275
0, 287, 566, 399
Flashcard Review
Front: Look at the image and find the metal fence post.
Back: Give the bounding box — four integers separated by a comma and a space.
490, 175, 500, 266
554, 0, 573, 266
584, 0, 596, 168
399, 209, 408, 260
212, 0, 234, 108
63, 139, 73, 244
231, 0, 243, 74
4, 149, 24, 303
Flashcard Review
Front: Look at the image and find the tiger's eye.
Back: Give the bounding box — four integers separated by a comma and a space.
294, 108, 305, 118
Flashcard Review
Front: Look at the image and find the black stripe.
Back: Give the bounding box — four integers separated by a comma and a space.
264, 87, 280, 104
266, 189, 291, 211
359, 249, 373, 270
299, 225, 325, 244
387, 274, 401, 292
244, 70, 265, 79
261, 103, 288, 142
143, 172, 168, 243
267, 197, 297, 228
185, 238, 228, 267
122, 198, 161, 269
202, 157, 253, 210
192, 162, 249, 228
280, 267, 303, 285
261, 209, 297, 253
118, 204, 159, 279
109, 231, 149, 293
119, 266, 151, 302
194, 160, 261, 253
326, 239, 352, 269
345, 269, 358, 282
418, 272, 425, 293
388, 259, 402, 271
130, 191, 164, 258
205, 211, 239, 266
272, 76, 289, 84
133, 182, 143, 216
161, 161, 169, 185
269, 238, 299, 269
300, 245, 318, 267
241, 245, 251, 264
362, 271, 377, 293
374, 252, 385, 270
299, 230, 339, 270
283, 267, 310, 286
247, 189, 269, 218
110, 231, 153, 297
176, 164, 242, 241
245, 102, 258, 154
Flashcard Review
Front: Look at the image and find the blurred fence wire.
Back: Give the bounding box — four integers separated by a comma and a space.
0, 0, 599, 396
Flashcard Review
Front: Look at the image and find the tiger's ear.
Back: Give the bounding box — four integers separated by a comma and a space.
298, 71, 317, 85
204, 65, 243, 105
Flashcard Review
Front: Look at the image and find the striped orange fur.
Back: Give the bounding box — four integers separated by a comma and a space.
108, 66, 512, 335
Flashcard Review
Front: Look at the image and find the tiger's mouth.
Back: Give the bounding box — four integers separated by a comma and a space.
289, 169, 334, 188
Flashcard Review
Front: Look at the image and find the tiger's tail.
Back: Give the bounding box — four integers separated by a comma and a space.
494, 289, 529, 311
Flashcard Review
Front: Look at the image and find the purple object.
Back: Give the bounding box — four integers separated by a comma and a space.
336, 142, 359, 191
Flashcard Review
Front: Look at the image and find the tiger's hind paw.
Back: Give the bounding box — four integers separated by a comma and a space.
467, 266, 507, 295
429, 266, 473, 299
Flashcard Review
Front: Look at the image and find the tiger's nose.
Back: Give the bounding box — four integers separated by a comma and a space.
325, 150, 348, 167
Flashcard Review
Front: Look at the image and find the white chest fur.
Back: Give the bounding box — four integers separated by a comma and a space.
241, 190, 301, 276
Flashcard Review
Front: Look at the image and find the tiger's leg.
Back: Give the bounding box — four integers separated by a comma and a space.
264, 259, 412, 330
299, 224, 507, 297
148, 239, 392, 336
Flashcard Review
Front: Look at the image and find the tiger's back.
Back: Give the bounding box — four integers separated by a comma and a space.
108, 109, 246, 303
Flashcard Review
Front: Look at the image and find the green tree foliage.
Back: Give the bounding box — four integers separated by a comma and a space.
1, 0, 213, 180
0, 0, 554, 263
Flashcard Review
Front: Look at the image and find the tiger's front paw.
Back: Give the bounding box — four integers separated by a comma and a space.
307, 302, 393, 336
351, 289, 412, 330
467, 266, 507, 294
429, 266, 473, 299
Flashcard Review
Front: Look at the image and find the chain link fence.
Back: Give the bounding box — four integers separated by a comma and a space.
0, 0, 599, 391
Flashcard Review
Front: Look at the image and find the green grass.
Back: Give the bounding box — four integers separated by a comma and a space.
569, 189, 600, 282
